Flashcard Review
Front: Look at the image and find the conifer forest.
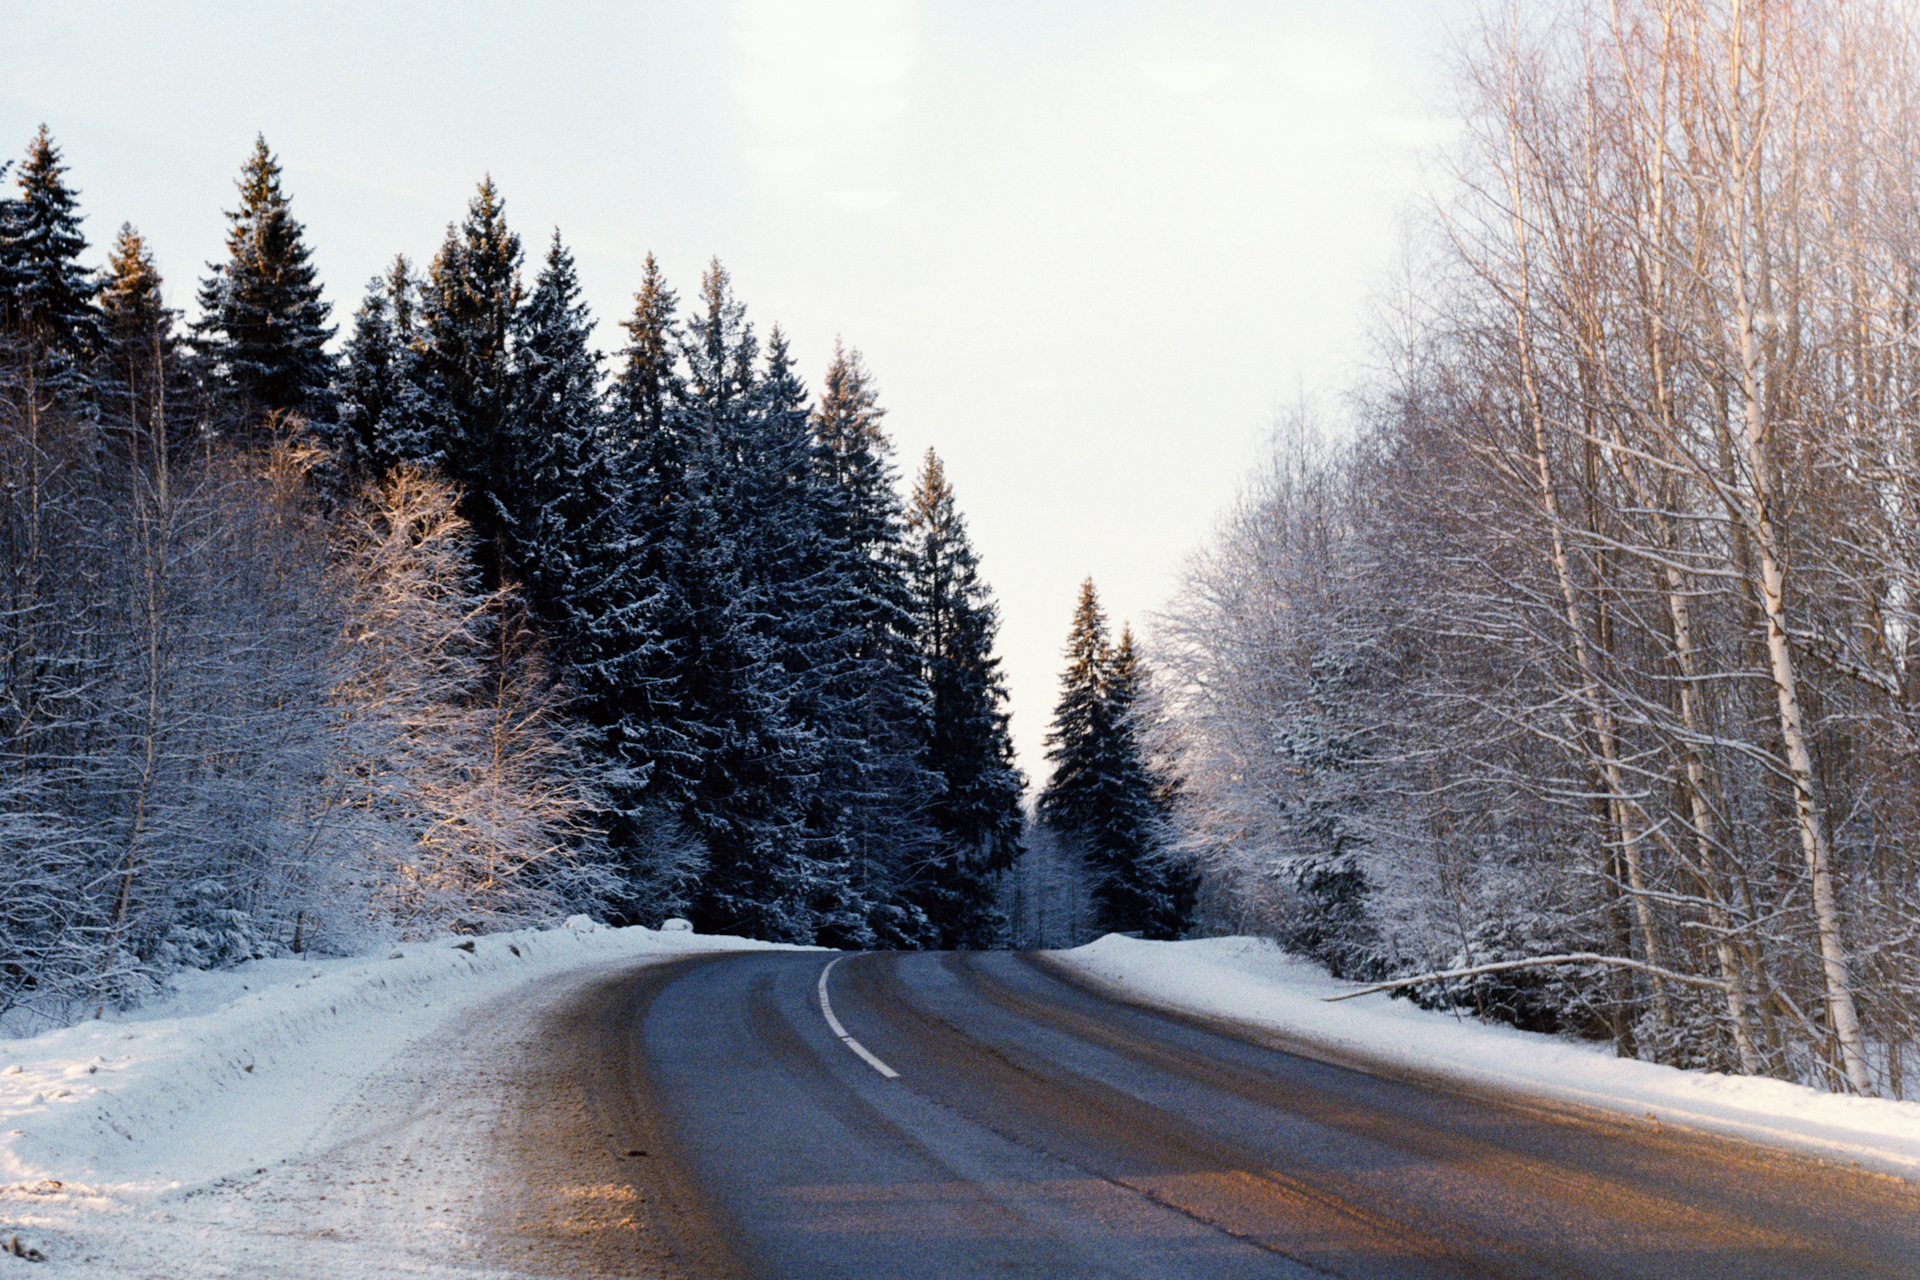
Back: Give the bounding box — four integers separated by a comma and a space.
12, 0, 1920, 1107
0, 130, 1035, 1021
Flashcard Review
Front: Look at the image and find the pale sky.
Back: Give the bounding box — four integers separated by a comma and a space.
1, 0, 1461, 787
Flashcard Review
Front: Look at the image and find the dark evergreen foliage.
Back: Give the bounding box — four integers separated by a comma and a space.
1, 133, 1032, 948
635, 261, 826, 943
805, 343, 943, 947
507, 232, 610, 627
906, 449, 1025, 947
192, 137, 335, 433
335, 257, 441, 485
0, 127, 100, 367
1097, 628, 1195, 938
1039, 581, 1189, 939
417, 177, 524, 585
96, 224, 192, 467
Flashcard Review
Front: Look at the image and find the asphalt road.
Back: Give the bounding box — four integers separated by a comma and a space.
559, 949, 1920, 1280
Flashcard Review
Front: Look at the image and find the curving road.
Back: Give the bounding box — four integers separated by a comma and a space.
549, 949, 1920, 1280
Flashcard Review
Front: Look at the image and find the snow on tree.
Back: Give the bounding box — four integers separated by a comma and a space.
416, 176, 525, 586
804, 342, 943, 947
622, 259, 825, 944
96, 224, 192, 470
334, 256, 445, 487
327, 465, 617, 936
905, 448, 1024, 947
0, 127, 100, 377
1039, 579, 1188, 940
191, 136, 335, 435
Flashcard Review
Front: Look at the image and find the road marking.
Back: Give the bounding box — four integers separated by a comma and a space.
817, 956, 900, 1079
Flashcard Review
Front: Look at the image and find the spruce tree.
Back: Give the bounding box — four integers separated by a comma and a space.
335, 257, 426, 485
192, 136, 335, 434
802, 343, 942, 946
417, 177, 524, 585
96, 224, 186, 466
1038, 580, 1188, 939
657, 260, 822, 943
507, 233, 683, 913
906, 449, 1025, 947
1096, 626, 1193, 938
0, 127, 100, 371
1039, 579, 1116, 837
606, 251, 695, 785
0, 127, 98, 787
506, 231, 611, 629
615, 253, 681, 450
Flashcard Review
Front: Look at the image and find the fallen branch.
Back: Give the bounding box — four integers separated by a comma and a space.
1322, 953, 1733, 1002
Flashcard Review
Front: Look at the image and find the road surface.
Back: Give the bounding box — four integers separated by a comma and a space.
550, 949, 1920, 1279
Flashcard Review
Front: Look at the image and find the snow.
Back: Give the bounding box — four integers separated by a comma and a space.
0, 921, 801, 1276
12, 927, 1918, 1274
1055, 933, 1920, 1182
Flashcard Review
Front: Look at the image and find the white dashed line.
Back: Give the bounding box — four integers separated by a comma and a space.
817, 956, 900, 1079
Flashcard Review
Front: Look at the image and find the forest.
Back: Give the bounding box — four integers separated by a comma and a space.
0, 131, 1029, 1025
1154, 0, 1920, 1098
11, 0, 1910, 1110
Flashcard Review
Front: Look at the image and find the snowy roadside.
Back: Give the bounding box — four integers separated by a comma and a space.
1053, 934, 1920, 1183
0, 920, 800, 1276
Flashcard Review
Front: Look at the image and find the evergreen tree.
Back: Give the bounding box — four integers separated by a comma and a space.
801, 344, 941, 945
96, 224, 188, 466
417, 176, 524, 585
1098, 626, 1194, 938
906, 449, 1025, 947
1038, 580, 1188, 939
192, 136, 335, 434
655, 260, 823, 943
616, 253, 681, 449
506, 231, 610, 628
605, 250, 694, 777
335, 257, 436, 485
1039, 579, 1115, 836
0, 126, 100, 371
562, 254, 715, 919
732, 328, 877, 946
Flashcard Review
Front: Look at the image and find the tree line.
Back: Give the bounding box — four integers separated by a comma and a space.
0, 129, 1023, 1022
1154, 0, 1920, 1098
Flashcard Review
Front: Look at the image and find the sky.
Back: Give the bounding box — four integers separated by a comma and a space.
0, 0, 1463, 786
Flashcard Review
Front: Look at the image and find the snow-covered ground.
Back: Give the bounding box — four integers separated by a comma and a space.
9, 930, 1919, 1276
0, 920, 797, 1277
1055, 934, 1920, 1182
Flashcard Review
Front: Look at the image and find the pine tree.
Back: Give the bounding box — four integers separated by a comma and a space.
418, 176, 524, 585
335, 257, 434, 485
798, 343, 942, 945
507, 231, 610, 627
605, 249, 694, 776
192, 136, 335, 434
1038, 580, 1188, 940
0, 127, 99, 796
1097, 626, 1193, 939
654, 260, 822, 943
96, 224, 188, 466
616, 253, 681, 450
906, 449, 1025, 947
1040, 579, 1115, 836
0, 127, 100, 371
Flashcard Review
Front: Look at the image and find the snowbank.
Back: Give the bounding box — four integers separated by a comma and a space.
1055, 934, 1920, 1181
0, 920, 786, 1198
